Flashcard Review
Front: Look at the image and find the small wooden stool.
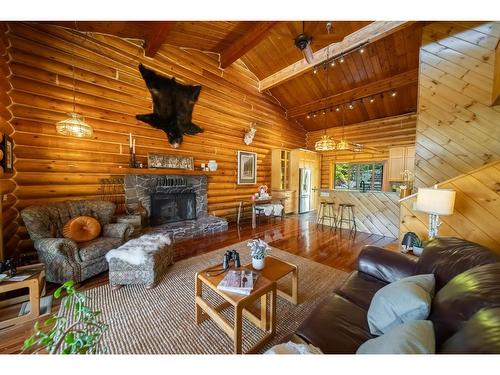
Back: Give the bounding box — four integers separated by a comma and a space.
317, 201, 336, 228
336, 203, 357, 232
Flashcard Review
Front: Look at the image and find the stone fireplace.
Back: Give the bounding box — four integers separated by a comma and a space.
150, 192, 197, 226
124, 173, 228, 241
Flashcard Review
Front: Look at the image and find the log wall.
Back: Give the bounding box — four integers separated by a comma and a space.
400, 22, 500, 252
3, 22, 306, 259
0, 22, 19, 261
306, 114, 417, 188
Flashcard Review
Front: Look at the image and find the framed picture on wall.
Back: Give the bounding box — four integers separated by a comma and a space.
1, 134, 13, 174
237, 151, 257, 185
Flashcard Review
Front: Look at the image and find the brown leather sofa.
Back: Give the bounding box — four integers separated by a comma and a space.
295, 237, 500, 353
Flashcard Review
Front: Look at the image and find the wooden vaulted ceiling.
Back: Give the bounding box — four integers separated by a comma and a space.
43, 21, 422, 131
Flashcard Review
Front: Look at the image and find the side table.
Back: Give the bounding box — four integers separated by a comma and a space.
0, 264, 46, 330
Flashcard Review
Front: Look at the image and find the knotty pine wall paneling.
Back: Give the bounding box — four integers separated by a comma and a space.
0, 23, 19, 261
415, 21, 500, 187
5, 22, 306, 259
306, 113, 417, 188
400, 160, 500, 252
400, 22, 500, 251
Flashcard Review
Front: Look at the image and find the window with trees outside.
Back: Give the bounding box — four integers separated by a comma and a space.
333, 162, 384, 191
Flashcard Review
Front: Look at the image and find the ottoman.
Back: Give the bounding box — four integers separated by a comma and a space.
105, 233, 173, 289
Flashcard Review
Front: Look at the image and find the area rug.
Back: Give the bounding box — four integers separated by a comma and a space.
57, 241, 348, 354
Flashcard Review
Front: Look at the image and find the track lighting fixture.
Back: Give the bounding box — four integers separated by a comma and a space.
339, 55, 344, 63
306, 114, 311, 119
348, 103, 354, 110
330, 60, 336, 67
369, 97, 375, 103
335, 107, 340, 112
391, 91, 397, 97
313, 66, 318, 74
360, 48, 365, 54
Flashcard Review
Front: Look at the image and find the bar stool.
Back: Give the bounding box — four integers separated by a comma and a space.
316, 201, 336, 228
336, 203, 357, 232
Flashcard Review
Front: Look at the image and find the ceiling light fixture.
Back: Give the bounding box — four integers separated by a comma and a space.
369, 97, 375, 103
391, 91, 397, 97
336, 106, 349, 150
56, 22, 93, 139
315, 44, 336, 152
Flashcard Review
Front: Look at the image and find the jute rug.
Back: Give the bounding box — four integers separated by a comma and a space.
58, 241, 348, 354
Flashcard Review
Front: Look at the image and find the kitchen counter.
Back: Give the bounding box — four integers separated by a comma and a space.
316, 189, 400, 238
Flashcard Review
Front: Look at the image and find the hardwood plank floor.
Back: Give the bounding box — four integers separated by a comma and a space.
0, 212, 397, 354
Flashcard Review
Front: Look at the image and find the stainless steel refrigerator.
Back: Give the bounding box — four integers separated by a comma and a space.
299, 168, 311, 213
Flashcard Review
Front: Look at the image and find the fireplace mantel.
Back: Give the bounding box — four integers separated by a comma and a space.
110, 167, 209, 176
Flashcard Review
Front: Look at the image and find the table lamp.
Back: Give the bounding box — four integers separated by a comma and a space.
415, 186, 456, 239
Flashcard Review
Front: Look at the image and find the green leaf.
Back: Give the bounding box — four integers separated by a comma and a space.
64, 332, 75, 344
23, 337, 35, 348
44, 316, 57, 327
54, 287, 63, 299
63, 280, 74, 288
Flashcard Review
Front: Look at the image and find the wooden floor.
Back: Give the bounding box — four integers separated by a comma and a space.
0, 212, 397, 354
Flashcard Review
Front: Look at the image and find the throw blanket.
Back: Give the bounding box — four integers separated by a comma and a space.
105, 233, 172, 265
255, 204, 283, 217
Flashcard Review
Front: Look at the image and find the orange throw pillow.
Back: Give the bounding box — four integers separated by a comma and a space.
63, 216, 101, 243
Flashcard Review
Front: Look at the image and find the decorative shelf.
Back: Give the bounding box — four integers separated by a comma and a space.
108, 167, 209, 176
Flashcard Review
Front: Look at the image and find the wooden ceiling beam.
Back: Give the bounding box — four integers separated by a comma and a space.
220, 21, 277, 69
287, 68, 419, 118
144, 21, 177, 58
259, 21, 417, 92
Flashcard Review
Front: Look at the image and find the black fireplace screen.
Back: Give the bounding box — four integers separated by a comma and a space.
150, 192, 196, 225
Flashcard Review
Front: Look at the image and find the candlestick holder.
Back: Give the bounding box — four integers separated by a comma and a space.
129, 148, 136, 168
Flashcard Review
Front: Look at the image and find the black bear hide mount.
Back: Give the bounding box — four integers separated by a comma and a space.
136, 64, 203, 148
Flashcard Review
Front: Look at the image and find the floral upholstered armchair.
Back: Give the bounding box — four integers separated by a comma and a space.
21, 200, 133, 284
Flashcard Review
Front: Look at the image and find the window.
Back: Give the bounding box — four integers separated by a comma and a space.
333, 162, 384, 191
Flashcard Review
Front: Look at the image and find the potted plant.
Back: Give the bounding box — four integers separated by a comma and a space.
247, 239, 270, 270
22, 280, 107, 354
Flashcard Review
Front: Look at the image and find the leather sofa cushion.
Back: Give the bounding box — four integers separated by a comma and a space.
79, 237, 122, 262
357, 320, 435, 354
358, 246, 418, 284
63, 216, 101, 243
440, 307, 500, 354
336, 271, 387, 310
296, 293, 372, 354
416, 237, 499, 291
430, 263, 500, 348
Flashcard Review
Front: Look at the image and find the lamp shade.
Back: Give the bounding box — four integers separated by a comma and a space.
415, 187, 456, 215
56, 113, 93, 138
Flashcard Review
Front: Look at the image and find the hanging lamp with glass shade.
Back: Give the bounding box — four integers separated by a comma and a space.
315, 134, 336, 151
56, 112, 93, 138
55, 23, 93, 138
336, 105, 349, 150
314, 40, 335, 152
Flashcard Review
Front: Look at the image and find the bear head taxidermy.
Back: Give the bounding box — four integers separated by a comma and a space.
135, 64, 203, 148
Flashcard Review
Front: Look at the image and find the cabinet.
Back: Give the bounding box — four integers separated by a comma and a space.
271, 149, 290, 190
388, 146, 415, 181
271, 190, 296, 214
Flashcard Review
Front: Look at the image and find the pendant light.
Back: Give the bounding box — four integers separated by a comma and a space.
314, 43, 336, 152
56, 22, 93, 138
336, 105, 349, 150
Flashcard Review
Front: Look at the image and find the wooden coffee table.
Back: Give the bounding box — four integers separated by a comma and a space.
195, 265, 277, 354
244, 255, 299, 305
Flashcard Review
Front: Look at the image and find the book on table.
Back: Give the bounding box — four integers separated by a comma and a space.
217, 270, 258, 295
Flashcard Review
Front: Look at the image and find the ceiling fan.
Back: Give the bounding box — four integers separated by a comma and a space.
292, 21, 344, 64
